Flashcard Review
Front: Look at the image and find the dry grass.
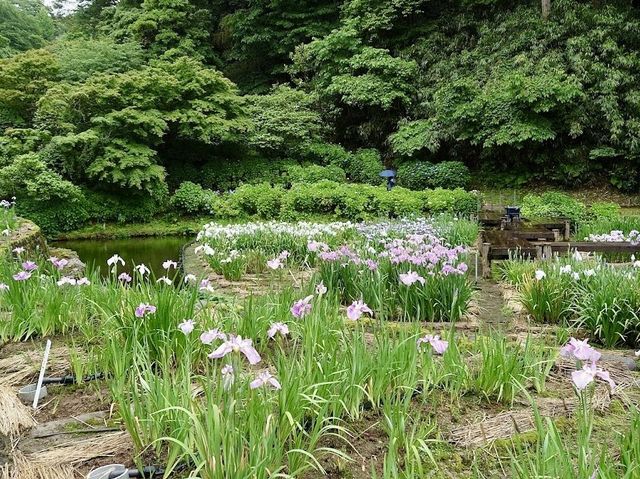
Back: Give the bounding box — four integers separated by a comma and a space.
0, 386, 36, 436
29, 431, 131, 465
0, 347, 76, 387
0, 432, 131, 479
0, 451, 74, 479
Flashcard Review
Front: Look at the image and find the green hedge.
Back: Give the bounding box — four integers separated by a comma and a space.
521, 192, 587, 223
397, 160, 471, 190
285, 164, 346, 183
212, 181, 479, 221
169, 182, 213, 215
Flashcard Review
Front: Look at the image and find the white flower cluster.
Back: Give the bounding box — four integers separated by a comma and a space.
355, 217, 440, 240
586, 229, 640, 245
197, 220, 354, 242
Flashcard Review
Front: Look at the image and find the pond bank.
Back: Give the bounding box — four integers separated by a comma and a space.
52, 217, 209, 241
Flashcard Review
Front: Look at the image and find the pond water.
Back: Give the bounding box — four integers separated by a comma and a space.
52, 236, 191, 278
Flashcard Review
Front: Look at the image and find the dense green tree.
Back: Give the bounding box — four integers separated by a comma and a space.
244, 86, 325, 156
97, 0, 221, 63
0, 49, 59, 128
0, 0, 56, 58
32, 57, 248, 195
291, 26, 417, 149
220, 0, 341, 90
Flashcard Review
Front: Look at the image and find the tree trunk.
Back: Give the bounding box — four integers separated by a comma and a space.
542, 0, 550, 19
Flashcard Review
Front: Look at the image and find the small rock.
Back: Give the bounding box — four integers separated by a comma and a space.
600, 352, 638, 371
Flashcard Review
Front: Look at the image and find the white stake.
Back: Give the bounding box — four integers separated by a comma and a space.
33, 339, 51, 409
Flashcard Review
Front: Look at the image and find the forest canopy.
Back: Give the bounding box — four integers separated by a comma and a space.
2, 0, 640, 230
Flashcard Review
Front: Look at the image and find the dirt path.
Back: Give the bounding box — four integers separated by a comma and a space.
475, 279, 512, 330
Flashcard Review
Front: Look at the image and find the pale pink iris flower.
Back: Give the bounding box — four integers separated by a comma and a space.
200, 328, 226, 345
417, 334, 449, 355
208, 335, 261, 364
291, 295, 313, 318
346, 300, 373, 321
267, 322, 289, 339
13, 271, 31, 281
178, 319, 195, 335
49, 257, 68, 270
399, 270, 425, 286
135, 303, 156, 318
267, 258, 283, 270
560, 338, 602, 363
22, 261, 37, 272
118, 272, 132, 283
571, 361, 615, 391
249, 371, 281, 390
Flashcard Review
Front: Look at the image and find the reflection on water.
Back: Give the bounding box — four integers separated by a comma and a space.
52, 236, 191, 278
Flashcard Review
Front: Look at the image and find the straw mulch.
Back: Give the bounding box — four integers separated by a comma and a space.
0, 451, 74, 479
0, 432, 131, 479
0, 386, 36, 436
447, 397, 576, 447
0, 347, 75, 387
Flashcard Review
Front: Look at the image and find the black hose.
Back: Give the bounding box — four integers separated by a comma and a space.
42, 372, 105, 385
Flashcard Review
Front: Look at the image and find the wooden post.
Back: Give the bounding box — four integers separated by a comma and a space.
543, 245, 552, 259
481, 242, 491, 279
536, 245, 544, 260
564, 220, 570, 240
552, 229, 560, 242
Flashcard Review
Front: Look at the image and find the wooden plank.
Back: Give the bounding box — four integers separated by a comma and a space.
481, 242, 491, 278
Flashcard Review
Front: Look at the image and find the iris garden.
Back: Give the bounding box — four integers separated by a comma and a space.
0, 206, 638, 478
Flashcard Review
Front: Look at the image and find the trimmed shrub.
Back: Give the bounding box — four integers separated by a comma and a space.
398, 160, 471, 190
347, 149, 383, 185
397, 161, 433, 190
220, 182, 477, 220
430, 161, 471, 189
286, 164, 346, 183
425, 188, 479, 216
169, 182, 212, 215
521, 192, 587, 223
18, 187, 168, 234
233, 183, 285, 219
305, 142, 352, 167
18, 197, 90, 235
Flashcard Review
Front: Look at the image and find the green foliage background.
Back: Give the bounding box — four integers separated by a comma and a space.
2, 0, 640, 230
